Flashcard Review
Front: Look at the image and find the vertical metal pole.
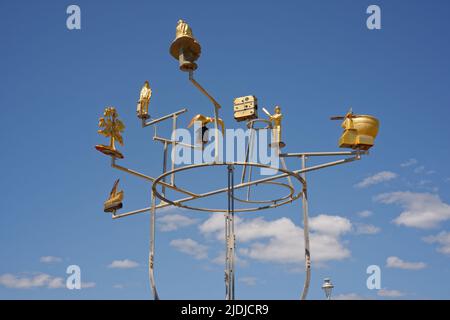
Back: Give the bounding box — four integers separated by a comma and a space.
149, 191, 159, 300
245, 127, 256, 201
225, 171, 230, 300
241, 122, 254, 182
225, 164, 236, 300
300, 155, 311, 300
162, 141, 168, 196
171, 115, 177, 185
213, 106, 220, 163
230, 165, 235, 300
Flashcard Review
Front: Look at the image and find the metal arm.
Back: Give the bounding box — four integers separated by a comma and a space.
142, 108, 188, 127
188, 71, 222, 162
112, 153, 363, 219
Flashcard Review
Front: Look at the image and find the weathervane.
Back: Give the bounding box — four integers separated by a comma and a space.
94, 19, 380, 301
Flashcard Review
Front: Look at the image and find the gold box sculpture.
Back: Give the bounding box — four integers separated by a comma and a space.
332, 110, 379, 150
233, 95, 258, 122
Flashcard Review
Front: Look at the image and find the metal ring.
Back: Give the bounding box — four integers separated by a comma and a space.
232, 181, 295, 204
246, 119, 272, 130
152, 162, 305, 213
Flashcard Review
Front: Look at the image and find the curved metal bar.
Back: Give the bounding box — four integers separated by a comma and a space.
111, 158, 198, 197
232, 181, 294, 204
151, 162, 305, 213
112, 155, 363, 219
246, 118, 272, 130
300, 155, 311, 300
149, 191, 159, 300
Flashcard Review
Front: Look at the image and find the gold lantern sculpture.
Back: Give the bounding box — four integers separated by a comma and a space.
169, 19, 201, 72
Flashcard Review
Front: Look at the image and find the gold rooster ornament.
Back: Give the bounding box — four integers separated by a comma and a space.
188, 114, 224, 145
104, 179, 124, 213
95, 107, 125, 159
137, 81, 152, 120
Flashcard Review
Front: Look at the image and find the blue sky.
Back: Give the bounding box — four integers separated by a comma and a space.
1, 0, 450, 299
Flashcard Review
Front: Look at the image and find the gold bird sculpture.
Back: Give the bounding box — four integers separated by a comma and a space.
188, 114, 224, 145
188, 114, 224, 134
104, 179, 124, 213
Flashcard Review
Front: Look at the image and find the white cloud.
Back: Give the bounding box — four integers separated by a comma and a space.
0, 273, 65, 289
158, 214, 197, 232
199, 214, 225, 239
108, 259, 140, 269
356, 210, 373, 218
355, 171, 398, 188
375, 191, 450, 229
377, 289, 405, 298
354, 223, 381, 235
309, 214, 352, 236
170, 238, 208, 260
238, 277, 257, 286
40, 256, 62, 264
386, 256, 426, 270
401, 158, 418, 167
200, 214, 352, 264
334, 293, 368, 300
423, 231, 450, 255
113, 284, 125, 289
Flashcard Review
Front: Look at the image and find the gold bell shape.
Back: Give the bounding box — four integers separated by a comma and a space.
170, 19, 201, 72
339, 115, 379, 150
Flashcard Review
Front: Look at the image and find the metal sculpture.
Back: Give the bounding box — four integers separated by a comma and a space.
95, 20, 380, 300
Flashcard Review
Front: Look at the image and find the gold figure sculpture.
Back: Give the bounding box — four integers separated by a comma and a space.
104, 179, 124, 213
137, 81, 152, 120
262, 106, 285, 148
95, 107, 125, 159
169, 19, 202, 72
188, 114, 224, 145
331, 108, 379, 150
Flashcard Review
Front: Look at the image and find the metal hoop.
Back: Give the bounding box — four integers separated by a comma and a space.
152, 162, 305, 213
246, 118, 272, 130
232, 181, 295, 204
